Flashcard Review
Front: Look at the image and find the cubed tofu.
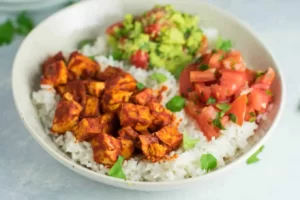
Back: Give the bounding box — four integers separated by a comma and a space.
105, 72, 136, 92
96, 66, 124, 81
101, 89, 132, 113
41, 60, 68, 86
138, 134, 167, 162
131, 88, 156, 105
91, 133, 121, 166
56, 85, 67, 97
155, 126, 183, 149
118, 126, 139, 140
51, 99, 82, 133
119, 103, 152, 131
147, 102, 174, 131
66, 80, 86, 104
68, 51, 99, 79
119, 138, 134, 159
86, 81, 105, 97
98, 113, 119, 135
42, 52, 64, 74
82, 95, 100, 118
72, 118, 101, 141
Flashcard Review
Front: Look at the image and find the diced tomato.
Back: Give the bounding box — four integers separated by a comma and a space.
245, 68, 256, 84
184, 101, 203, 119
198, 36, 208, 55
221, 116, 229, 127
208, 50, 225, 68
200, 53, 212, 65
130, 50, 149, 69
211, 84, 231, 102
194, 83, 212, 103
197, 106, 220, 140
245, 106, 256, 122
144, 24, 160, 39
248, 89, 271, 113
251, 83, 270, 90
220, 69, 247, 95
228, 94, 247, 126
106, 22, 123, 35
255, 67, 275, 88
190, 71, 216, 83
187, 91, 200, 104
222, 51, 245, 71
179, 63, 198, 97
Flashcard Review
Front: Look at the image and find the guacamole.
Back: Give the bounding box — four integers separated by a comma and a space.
106, 5, 207, 75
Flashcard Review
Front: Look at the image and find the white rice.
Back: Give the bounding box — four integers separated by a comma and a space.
32, 32, 260, 182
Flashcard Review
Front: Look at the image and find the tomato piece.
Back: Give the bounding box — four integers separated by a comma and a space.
198, 36, 208, 55
211, 84, 231, 102
221, 115, 229, 127
208, 50, 225, 68
220, 69, 247, 94
222, 51, 245, 71
184, 101, 203, 119
194, 83, 212, 103
251, 83, 270, 90
245, 68, 256, 84
200, 53, 212, 65
187, 91, 200, 104
190, 71, 216, 83
197, 106, 220, 140
248, 89, 271, 113
130, 50, 149, 69
245, 106, 256, 122
228, 94, 247, 126
144, 24, 160, 39
179, 63, 198, 97
106, 22, 123, 35
255, 67, 275, 87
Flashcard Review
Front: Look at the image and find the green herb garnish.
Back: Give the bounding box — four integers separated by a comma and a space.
15, 12, 34, 36
150, 72, 168, 84
206, 97, 216, 105
108, 156, 126, 179
266, 90, 272, 96
200, 153, 217, 171
216, 37, 232, 52
247, 146, 264, 164
255, 71, 265, 79
199, 64, 209, 71
229, 113, 237, 123
0, 20, 14, 46
249, 117, 256, 122
212, 116, 226, 130
174, 65, 185, 80
111, 49, 123, 61
183, 132, 200, 150
216, 103, 231, 113
136, 82, 145, 90
166, 95, 186, 112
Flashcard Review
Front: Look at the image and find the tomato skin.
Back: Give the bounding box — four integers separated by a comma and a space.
211, 84, 230, 102
255, 67, 275, 88
179, 63, 198, 97
208, 50, 225, 68
130, 50, 149, 69
190, 71, 216, 83
197, 106, 220, 140
245, 106, 256, 121
248, 89, 271, 113
198, 36, 208, 55
228, 94, 247, 126
184, 101, 204, 119
251, 83, 270, 90
220, 69, 247, 95
222, 51, 245, 71
106, 22, 123, 35
194, 83, 212, 103
144, 24, 160, 39
245, 68, 256, 85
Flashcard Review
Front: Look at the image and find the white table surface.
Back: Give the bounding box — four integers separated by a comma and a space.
0, 0, 299, 199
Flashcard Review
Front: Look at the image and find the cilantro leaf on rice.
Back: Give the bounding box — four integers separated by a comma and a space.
247, 145, 264, 164
150, 72, 168, 84
108, 156, 126, 179
200, 154, 217, 171
183, 132, 200, 150
136, 82, 145, 90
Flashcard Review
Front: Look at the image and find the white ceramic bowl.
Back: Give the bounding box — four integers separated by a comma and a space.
12, 0, 284, 191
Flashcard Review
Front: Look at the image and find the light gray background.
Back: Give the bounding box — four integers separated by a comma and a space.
0, 0, 299, 199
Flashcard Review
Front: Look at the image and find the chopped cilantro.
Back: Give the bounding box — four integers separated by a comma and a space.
216, 103, 231, 113
255, 71, 266, 79
266, 89, 272, 96
249, 117, 256, 122
229, 113, 237, 123
206, 97, 216, 105
174, 65, 185, 80
247, 146, 264, 164
136, 82, 145, 90
150, 72, 168, 84
108, 156, 126, 179
0, 20, 15, 46
212, 116, 226, 130
199, 64, 209, 71
183, 132, 200, 150
216, 37, 232, 52
200, 154, 217, 171
15, 12, 34, 36
166, 95, 186, 112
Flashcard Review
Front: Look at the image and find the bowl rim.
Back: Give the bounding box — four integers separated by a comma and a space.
12, 0, 285, 188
